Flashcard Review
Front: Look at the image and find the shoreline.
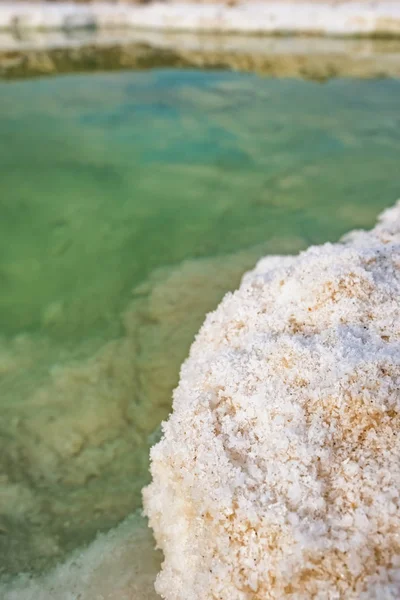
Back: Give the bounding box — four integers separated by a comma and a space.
0, 2, 400, 38
1, 31, 400, 80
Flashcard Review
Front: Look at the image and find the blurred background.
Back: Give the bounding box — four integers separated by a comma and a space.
0, 0, 399, 597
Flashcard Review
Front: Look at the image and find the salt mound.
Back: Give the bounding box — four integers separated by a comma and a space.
144, 202, 400, 600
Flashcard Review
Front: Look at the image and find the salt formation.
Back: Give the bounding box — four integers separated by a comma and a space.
144, 202, 400, 600
1, 512, 161, 600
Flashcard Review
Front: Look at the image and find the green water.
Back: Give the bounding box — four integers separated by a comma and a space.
1, 71, 399, 339
0, 69, 399, 578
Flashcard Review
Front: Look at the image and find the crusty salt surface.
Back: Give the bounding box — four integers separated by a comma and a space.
1, 512, 161, 600
144, 201, 400, 600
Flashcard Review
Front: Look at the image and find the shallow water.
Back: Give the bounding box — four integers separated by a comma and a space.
0, 69, 399, 579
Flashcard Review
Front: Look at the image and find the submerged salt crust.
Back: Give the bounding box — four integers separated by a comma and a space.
1, 512, 161, 600
2, 242, 298, 597
144, 201, 400, 599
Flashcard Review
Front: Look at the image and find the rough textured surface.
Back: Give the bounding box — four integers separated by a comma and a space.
144, 201, 400, 599
1, 512, 161, 600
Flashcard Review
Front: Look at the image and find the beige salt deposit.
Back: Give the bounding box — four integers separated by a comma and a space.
144, 201, 400, 599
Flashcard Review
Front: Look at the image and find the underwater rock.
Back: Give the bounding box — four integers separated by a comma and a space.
144, 202, 400, 599
1, 243, 287, 576
0, 238, 304, 594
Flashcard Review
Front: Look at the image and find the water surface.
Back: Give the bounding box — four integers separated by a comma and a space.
0, 69, 399, 578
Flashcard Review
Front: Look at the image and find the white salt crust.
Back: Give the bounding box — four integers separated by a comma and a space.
0, 2, 400, 37
144, 201, 400, 600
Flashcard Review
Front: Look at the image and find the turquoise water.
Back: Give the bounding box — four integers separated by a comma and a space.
0, 69, 399, 577
1, 71, 399, 339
